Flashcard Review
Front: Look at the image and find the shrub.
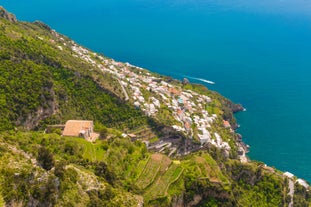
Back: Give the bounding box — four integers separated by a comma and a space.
37, 146, 55, 170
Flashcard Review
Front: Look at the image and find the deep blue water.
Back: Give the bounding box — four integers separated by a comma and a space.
2, 0, 311, 182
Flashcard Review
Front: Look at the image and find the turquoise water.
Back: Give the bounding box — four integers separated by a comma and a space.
2, 0, 311, 182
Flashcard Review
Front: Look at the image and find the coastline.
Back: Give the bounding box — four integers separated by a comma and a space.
0, 6, 310, 205
3, 0, 311, 185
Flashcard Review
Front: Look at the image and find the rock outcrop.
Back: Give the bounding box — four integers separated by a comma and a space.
33, 21, 52, 31
0, 6, 17, 22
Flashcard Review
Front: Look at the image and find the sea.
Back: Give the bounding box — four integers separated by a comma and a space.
2, 0, 311, 182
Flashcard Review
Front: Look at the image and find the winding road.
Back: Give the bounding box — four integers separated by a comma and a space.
288, 179, 294, 207
116, 78, 129, 101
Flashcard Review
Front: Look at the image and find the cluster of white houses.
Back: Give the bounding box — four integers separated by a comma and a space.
42, 36, 237, 155
284, 172, 310, 190
41, 27, 310, 190
64, 40, 233, 153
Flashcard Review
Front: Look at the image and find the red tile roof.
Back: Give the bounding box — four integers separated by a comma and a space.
169, 88, 181, 95
62, 120, 93, 137
223, 120, 231, 128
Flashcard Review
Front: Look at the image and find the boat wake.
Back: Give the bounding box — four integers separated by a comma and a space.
185, 76, 215, 85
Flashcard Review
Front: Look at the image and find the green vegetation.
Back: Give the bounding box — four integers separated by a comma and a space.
293, 183, 311, 207
144, 163, 183, 201
37, 146, 55, 170
182, 153, 229, 184
0, 131, 143, 206
135, 154, 165, 190
0, 16, 153, 133
0, 186, 4, 207
0, 7, 310, 206
1, 129, 311, 206
0, 198, 4, 207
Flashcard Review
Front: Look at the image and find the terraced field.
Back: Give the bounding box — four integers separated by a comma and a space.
144, 163, 183, 201
195, 156, 220, 182
133, 155, 151, 179
182, 153, 229, 184
135, 153, 171, 189
129, 125, 157, 140
134, 153, 184, 202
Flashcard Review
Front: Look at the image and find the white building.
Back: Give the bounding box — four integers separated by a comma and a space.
296, 179, 310, 189
283, 172, 294, 179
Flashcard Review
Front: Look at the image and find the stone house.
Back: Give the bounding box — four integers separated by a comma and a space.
62, 120, 98, 140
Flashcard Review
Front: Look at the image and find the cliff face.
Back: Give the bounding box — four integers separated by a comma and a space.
0, 7, 310, 207
0, 6, 17, 22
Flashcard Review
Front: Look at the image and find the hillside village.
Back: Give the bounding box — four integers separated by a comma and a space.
56, 37, 311, 195
68, 41, 311, 194
0, 9, 310, 206
68, 39, 242, 157
44, 33, 305, 185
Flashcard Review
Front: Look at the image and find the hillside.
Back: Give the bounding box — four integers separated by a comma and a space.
0, 7, 310, 207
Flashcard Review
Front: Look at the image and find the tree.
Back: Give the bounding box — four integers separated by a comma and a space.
94, 162, 116, 185
54, 161, 66, 179
37, 146, 55, 170
99, 127, 108, 139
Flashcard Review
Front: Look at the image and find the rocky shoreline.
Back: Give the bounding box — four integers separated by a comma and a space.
225, 101, 249, 162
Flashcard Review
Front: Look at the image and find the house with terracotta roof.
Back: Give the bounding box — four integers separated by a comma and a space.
223, 120, 231, 128
184, 121, 191, 132
169, 87, 181, 96
62, 120, 99, 141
